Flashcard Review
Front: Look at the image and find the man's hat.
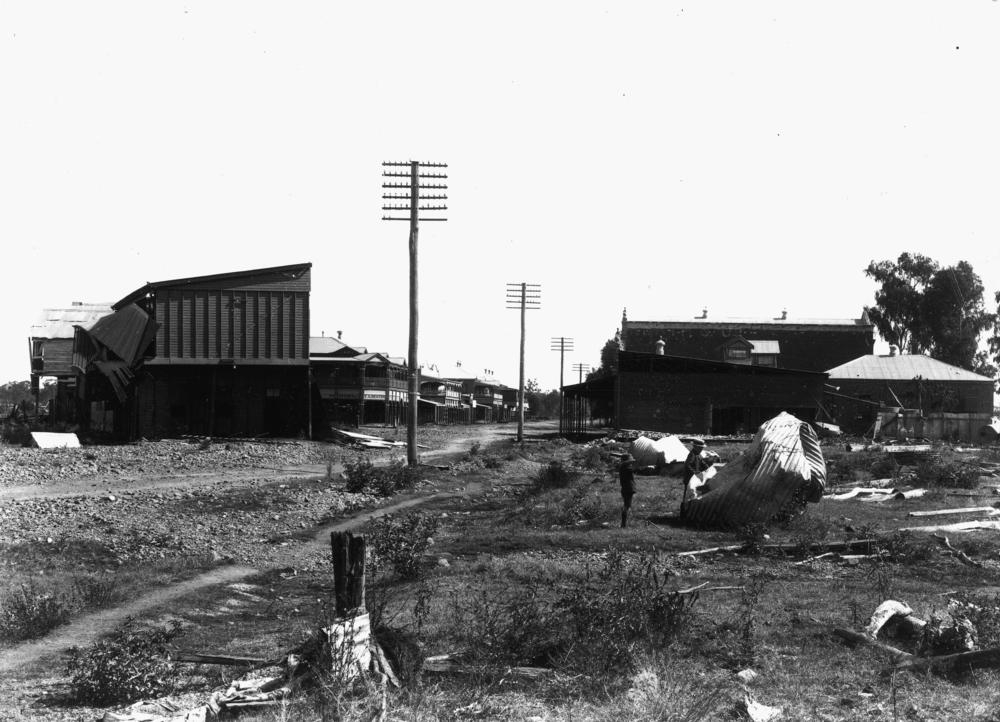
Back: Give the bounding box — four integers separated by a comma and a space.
691, 438, 705, 448
622, 453, 634, 463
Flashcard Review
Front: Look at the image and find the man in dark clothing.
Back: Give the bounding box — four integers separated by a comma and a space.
619, 454, 636, 528
681, 438, 712, 516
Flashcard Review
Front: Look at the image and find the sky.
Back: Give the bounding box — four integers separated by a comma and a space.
2, 2, 999, 391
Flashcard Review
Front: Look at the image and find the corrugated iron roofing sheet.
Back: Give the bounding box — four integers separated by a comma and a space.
826, 354, 992, 382
629, 316, 869, 327
87, 304, 155, 365
30, 305, 113, 339
681, 412, 826, 528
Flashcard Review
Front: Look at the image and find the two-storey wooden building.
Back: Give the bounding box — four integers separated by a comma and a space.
310, 335, 409, 427
75, 263, 312, 439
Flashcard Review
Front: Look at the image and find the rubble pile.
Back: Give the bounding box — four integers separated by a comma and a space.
0, 439, 335, 488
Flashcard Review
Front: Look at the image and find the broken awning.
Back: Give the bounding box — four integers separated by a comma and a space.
681, 411, 826, 528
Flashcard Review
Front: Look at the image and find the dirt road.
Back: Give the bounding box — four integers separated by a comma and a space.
0, 421, 555, 673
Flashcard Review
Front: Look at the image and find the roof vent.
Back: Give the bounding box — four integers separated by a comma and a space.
337, 330, 342, 340
654, 339, 666, 355
72, 301, 83, 306
698, 307, 708, 319
775, 309, 788, 321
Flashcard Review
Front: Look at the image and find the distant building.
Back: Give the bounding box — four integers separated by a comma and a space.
825, 352, 995, 440
620, 308, 874, 372
28, 302, 112, 424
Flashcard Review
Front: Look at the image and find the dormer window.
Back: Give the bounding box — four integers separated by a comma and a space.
747, 340, 781, 367
726, 347, 749, 361
720, 337, 754, 365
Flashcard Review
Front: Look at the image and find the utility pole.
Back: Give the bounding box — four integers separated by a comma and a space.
571, 363, 590, 437
382, 160, 448, 466
550, 337, 574, 436
506, 282, 541, 443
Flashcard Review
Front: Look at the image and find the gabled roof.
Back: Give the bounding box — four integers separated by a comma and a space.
113, 262, 311, 309
30, 304, 113, 339
629, 316, 869, 328
309, 336, 366, 357
827, 354, 994, 382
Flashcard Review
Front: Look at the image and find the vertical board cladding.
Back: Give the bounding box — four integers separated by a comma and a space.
832, 379, 994, 415
143, 265, 310, 365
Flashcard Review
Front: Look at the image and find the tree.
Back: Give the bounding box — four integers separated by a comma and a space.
587, 336, 621, 382
524, 378, 560, 418
864, 253, 938, 354
866, 255, 996, 373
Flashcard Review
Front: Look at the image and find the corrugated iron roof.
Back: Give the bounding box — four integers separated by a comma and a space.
826, 354, 993, 382
30, 304, 113, 339
86, 304, 156, 365
747, 340, 781, 354
114, 262, 312, 309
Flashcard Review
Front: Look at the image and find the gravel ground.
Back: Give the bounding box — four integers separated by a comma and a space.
0, 438, 341, 488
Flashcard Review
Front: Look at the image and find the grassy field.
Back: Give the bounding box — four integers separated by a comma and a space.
7, 433, 1000, 720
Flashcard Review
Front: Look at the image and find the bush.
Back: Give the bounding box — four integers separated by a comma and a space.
532, 460, 577, 490
915, 458, 980, 489
344, 457, 425, 497
366, 512, 440, 580
0, 581, 74, 641
524, 487, 603, 527
67, 620, 182, 705
451, 551, 697, 674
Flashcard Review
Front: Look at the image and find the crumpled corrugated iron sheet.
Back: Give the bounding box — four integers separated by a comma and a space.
630, 435, 689, 467
681, 411, 826, 528
87, 303, 156, 366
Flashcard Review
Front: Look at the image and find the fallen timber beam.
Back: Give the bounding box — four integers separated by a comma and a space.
832, 628, 912, 660
173, 652, 275, 667
893, 647, 1000, 673
422, 654, 553, 679
675, 539, 880, 557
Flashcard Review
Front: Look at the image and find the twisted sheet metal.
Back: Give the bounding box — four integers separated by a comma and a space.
682, 412, 826, 528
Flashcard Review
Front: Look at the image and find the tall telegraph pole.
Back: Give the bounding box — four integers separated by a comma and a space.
506, 282, 540, 443
550, 336, 573, 436
382, 160, 448, 466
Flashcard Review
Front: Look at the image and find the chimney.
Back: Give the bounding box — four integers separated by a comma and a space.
321, 330, 325, 337
72, 301, 83, 306
889, 345, 897, 356
337, 330, 342, 340
654, 338, 666, 355
782, 309, 787, 320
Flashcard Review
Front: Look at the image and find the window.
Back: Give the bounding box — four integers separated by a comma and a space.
753, 354, 777, 367
725, 347, 749, 361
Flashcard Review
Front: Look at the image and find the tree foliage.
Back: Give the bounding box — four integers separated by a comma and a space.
587, 337, 621, 382
865, 254, 996, 374
525, 378, 560, 418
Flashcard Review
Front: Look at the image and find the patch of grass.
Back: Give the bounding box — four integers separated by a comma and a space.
344, 456, 425, 496
366, 512, 440, 580
915, 457, 981, 489
0, 573, 125, 642
531, 460, 577, 490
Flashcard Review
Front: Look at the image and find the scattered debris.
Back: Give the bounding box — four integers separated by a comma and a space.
899, 520, 1000, 533
422, 653, 553, 679
331, 428, 405, 449
29, 431, 81, 449
932, 534, 984, 568
908, 506, 1000, 518
681, 412, 825, 528
739, 691, 782, 722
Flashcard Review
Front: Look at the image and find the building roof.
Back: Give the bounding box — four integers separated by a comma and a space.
826, 354, 994, 382
627, 316, 870, 329
113, 262, 312, 309
30, 304, 113, 339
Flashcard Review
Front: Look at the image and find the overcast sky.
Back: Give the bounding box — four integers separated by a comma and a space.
2, 2, 999, 391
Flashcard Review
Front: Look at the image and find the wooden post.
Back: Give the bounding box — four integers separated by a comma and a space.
330, 531, 366, 618
407, 161, 420, 465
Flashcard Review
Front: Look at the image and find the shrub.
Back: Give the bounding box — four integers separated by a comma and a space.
532, 460, 577, 490
915, 458, 980, 489
451, 551, 697, 675
67, 620, 182, 705
0, 581, 74, 641
366, 513, 440, 580
344, 457, 425, 497
524, 487, 603, 527
344, 455, 378, 493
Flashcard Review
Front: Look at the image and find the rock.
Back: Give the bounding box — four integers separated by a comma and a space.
438, 558, 451, 568
736, 668, 758, 684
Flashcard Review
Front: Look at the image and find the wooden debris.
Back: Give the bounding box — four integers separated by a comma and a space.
172, 652, 273, 667
864, 600, 914, 639
899, 520, 1000, 533
909, 506, 1000, 518
675, 543, 746, 557
893, 646, 1000, 673
422, 653, 553, 678
832, 628, 912, 660
932, 534, 984, 568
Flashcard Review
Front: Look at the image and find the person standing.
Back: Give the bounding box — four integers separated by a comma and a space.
619, 453, 636, 528
681, 438, 712, 516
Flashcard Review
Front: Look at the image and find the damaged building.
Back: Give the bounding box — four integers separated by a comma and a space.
74, 263, 313, 439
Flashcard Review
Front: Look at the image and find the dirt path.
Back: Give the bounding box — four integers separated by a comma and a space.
0, 422, 545, 674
